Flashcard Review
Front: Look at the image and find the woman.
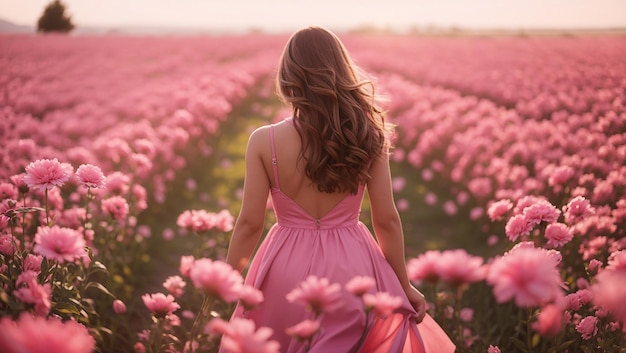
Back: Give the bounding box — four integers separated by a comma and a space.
224, 26, 455, 353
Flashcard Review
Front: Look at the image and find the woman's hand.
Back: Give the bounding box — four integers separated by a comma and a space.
403, 284, 427, 324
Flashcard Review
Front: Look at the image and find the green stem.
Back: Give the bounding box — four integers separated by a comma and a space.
454, 287, 463, 346
151, 317, 166, 353
189, 294, 214, 353
526, 307, 534, 352
44, 189, 49, 226
20, 195, 27, 244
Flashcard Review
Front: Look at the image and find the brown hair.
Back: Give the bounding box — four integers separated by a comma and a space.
276, 26, 390, 194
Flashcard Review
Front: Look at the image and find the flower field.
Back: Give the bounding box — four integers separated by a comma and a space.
0, 33, 625, 353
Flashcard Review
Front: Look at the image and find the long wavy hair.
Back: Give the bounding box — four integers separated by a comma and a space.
276, 26, 391, 194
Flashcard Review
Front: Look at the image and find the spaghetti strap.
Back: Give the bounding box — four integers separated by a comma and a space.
269, 124, 280, 189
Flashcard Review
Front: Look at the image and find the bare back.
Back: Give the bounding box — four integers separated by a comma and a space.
263, 118, 351, 220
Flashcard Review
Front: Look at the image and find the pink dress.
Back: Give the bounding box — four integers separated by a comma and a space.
224, 122, 456, 353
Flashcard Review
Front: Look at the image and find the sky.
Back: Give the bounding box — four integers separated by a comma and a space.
1, 0, 626, 33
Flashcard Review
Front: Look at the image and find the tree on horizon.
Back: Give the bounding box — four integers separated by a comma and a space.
37, 0, 75, 33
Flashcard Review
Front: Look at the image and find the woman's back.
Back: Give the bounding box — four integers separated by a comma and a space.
263, 118, 353, 220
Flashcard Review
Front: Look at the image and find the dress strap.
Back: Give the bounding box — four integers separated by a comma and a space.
269, 124, 280, 189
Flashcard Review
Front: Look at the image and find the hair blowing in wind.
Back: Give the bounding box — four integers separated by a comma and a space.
276, 26, 391, 194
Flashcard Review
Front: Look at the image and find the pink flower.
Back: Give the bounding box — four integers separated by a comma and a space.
239, 285, 264, 310
607, 250, 626, 271
590, 269, 626, 323
487, 247, 563, 307
105, 171, 131, 194
362, 292, 403, 317
134, 342, 145, 353
177, 210, 216, 233
443, 200, 458, 216
285, 319, 321, 341
487, 199, 513, 221
286, 276, 342, 315
588, 259, 602, 273
436, 249, 485, 287
487, 345, 501, 353
523, 200, 560, 225
0, 214, 9, 230
548, 165, 575, 186
179, 255, 195, 277
592, 180, 613, 204
562, 196, 595, 224
75, 164, 106, 189
10, 173, 29, 194
0, 182, 17, 200
396, 199, 409, 212
13, 271, 51, 316
23, 158, 70, 191
142, 293, 180, 318
407, 250, 442, 283
22, 254, 43, 272
544, 223, 573, 248
345, 276, 376, 297
392, 177, 406, 192
576, 316, 598, 340
205, 317, 232, 336
0, 233, 16, 256
468, 177, 492, 199
113, 299, 127, 314
531, 304, 564, 337
0, 313, 95, 353
162, 228, 175, 240
163, 275, 186, 298
101, 196, 130, 222
206, 318, 280, 353
504, 214, 533, 241
424, 192, 437, 205
422, 169, 434, 181
215, 209, 234, 232
459, 308, 474, 322
132, 184, 148, 211
513, 195, 545, 215
189, 258, 243, 302
33, 225, 86, 263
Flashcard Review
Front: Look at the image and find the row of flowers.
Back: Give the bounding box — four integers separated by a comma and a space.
2, 33, 625, 353
348, 35, 626, 119
355, 42, 625, 351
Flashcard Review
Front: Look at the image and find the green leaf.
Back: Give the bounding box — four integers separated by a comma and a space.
40, 258, 50, 277
9, 207, 45, 216
54, 302, 81, 316
98, 327, 113, 336
0, 273, 10, 284
88, 261, 108, 274
84, 281, 116, 298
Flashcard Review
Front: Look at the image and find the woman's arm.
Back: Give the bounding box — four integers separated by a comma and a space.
366, 150, 426, 322
226, 127, 271, 272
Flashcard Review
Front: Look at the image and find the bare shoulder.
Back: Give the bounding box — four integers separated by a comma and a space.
247, 125, 271, 149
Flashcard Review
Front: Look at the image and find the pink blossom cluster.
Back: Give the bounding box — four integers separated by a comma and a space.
1, 34, 282, 208
0, 313, 96, 353
407, 249, 485, 287
206, 317, 280, 353
486, 242, 564, 307
176, 209, 234, 233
